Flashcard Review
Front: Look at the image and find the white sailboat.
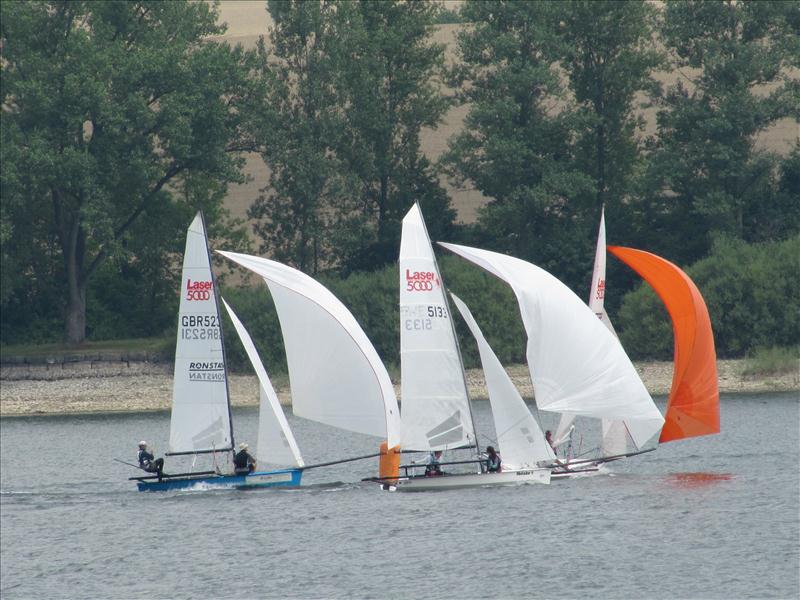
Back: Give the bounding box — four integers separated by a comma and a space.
133, 213, 303, 491
391, 204, 550, 490
216, 251, 402, 459
438, 242, 665, 463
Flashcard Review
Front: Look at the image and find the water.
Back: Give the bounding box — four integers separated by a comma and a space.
1, 393, 798, 599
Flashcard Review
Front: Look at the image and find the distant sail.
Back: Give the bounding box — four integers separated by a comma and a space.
169, 213, 232, 454
608, 246, 720, 443
218, 251, 402, 449
400, 204, 475, 451
221, 298, 304, 468
439, 242, 664, 449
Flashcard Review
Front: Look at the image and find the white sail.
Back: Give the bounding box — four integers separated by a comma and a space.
439, 242, 664, 449
221, 298, 304, 468
217, 251, 402, 449
169, 213, 232, 454
450, 293, 556, 468
555, 206, 627, 453
399, 204, 475, 450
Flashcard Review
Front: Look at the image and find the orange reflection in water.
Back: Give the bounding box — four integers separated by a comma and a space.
666, 472, 733, 488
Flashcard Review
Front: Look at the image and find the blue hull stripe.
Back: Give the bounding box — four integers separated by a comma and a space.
136, 468, 302, 492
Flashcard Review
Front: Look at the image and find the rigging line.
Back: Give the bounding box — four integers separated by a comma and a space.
298, 451, 384, 471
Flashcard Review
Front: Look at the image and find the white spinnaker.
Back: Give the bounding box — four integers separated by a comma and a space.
450, 294, 555, 468
221, 298, 304, 468
555, 206, 628, 454
169, 213, 232, 454
217, 251, 402, 448
439, 243, 664, 449
400, 204, 475, 450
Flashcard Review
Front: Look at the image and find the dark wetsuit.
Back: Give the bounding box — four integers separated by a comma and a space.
138, 448, 164, 479
233, 449, 255, 475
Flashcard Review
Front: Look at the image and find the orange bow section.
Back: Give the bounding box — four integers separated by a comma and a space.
608, 246, 720, 443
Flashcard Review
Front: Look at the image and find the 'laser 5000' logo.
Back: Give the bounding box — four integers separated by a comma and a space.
186, 279, 214, 301
405, 269, 440, 292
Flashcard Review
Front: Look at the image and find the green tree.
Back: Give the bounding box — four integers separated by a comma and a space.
442, 0, 595, 291
249, 1, 353, 274
1, 1, 255, 343
328, 0, 454, 271
558, 0, 663, 216
644, 0, 800, 264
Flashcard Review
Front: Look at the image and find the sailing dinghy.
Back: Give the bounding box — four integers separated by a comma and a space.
389, 204, 550, 490
133, 213, 303, 491
438, 242, 666, 476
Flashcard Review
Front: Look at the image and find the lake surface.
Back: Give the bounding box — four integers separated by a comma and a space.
1, 393, 798, 599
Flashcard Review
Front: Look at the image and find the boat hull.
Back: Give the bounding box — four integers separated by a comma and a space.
136, 468, 302, 492
393, 468, 550, 491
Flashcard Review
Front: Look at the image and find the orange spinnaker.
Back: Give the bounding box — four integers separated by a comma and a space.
608, 246, 720, 443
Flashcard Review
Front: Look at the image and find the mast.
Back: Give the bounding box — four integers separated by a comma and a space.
200, 211, 235, 453
414, 202, 481, 457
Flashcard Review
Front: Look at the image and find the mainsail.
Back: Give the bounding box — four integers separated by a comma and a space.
169, 213, 233, 454
450, 293, 556, 468
439, 242, 664, 450
218, 251, 402, 449
399, 203, 475, 450
221, 298, 304, 468
608, 246, 720, 443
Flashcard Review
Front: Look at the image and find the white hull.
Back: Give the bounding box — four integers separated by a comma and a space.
393, 468, 550, 491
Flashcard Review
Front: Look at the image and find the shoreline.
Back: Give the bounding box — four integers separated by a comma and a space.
1, 359, 797, 417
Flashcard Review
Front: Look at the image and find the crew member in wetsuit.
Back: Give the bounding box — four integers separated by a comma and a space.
137, 441, 164, 481
485, 446, 502, 473
233, 442, 256, 475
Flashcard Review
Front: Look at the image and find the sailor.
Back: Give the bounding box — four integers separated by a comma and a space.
545, 430, 557, 453
425, 450, 443, 476
233, 442, 256, 475
485, 446, 502, 473
137, 441, 164, 481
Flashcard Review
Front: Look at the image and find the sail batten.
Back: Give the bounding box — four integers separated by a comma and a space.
439, 242, 664, 449
169, 213, 233, 454
608, 246, 720, 443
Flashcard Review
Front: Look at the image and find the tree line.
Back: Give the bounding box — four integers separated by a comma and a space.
2, 1, 798, 361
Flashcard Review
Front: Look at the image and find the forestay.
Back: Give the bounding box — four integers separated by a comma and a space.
221, 298, 304, 468
400, 204, 475, 451
439, 243, 664, 450
169, 213, 233, 454
217, 251, 402, 449
450, 293, 555, 468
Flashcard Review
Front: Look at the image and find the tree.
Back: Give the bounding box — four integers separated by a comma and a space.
326, 0, 455, 271
1, 1, 255, 343
644, 0, 800, 264
557, 0, 662, 216
442, 0, 595, 290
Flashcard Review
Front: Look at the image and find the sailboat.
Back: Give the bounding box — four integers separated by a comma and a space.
133, 213, 303, 491
389, 204, 550, 490
216, 250, 402, 473
438, 242, 666, 468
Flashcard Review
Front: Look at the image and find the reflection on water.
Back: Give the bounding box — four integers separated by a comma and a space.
665, 472, 734, 488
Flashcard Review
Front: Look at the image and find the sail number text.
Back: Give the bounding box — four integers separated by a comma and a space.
404, 305, 448, 330
180, 314, 220, 340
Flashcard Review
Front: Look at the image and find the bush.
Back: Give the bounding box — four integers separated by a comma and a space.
616, 235, 800, 359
